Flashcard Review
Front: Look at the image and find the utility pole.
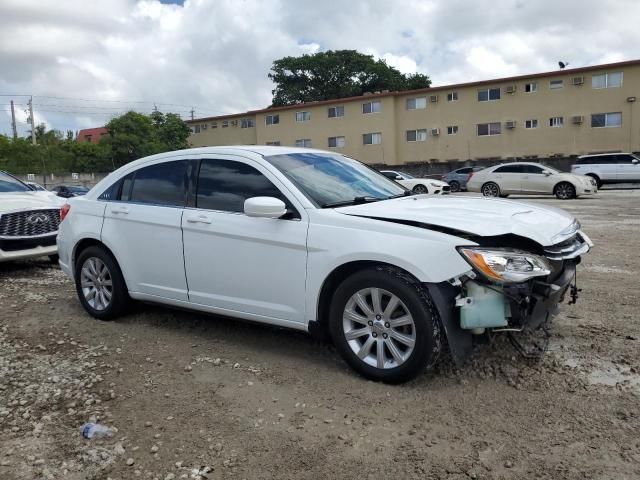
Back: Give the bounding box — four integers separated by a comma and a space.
190, 108, 195, 120
10, 100, 17, 139
28, 96, 36, 145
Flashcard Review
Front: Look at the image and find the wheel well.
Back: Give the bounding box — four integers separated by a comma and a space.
554, 181, 575, 192
73, 239, 118, 272
312, 261, 418, 341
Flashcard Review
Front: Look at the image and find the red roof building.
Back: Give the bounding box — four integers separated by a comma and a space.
77, 127, 109, 143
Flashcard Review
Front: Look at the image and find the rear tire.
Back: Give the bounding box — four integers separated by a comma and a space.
481, 182, 500, 197
449, 181, 461, 193
329, 266, 441, 383
586, 174, 602, 189
554, 182, 576, 200
74, 246, 129, 320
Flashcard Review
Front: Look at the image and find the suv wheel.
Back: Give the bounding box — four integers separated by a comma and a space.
329, 266, 441, 383
75, 246, 129, 320
554, 182, 576, 200
481, 182, 500, 197
449, 180, 461, 193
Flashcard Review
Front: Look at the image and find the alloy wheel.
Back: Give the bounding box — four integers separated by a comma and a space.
342, 288, 416, 369
413, 184, 428, 194
482, 183, 500, 197
556, 183, 575, 200
449, 181, 460, 193
80, 257, 113, 311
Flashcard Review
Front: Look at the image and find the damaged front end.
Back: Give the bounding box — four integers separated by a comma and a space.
426, 227, 593, 365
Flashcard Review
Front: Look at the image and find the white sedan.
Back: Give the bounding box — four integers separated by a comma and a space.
467, 162, 597, 199
380, 170, 450, 194
58, 146, 591, 383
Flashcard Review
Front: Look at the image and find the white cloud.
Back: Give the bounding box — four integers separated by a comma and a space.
1, 0, 640, 135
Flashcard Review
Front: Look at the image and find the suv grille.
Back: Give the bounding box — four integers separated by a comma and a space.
0, 209, 61, 237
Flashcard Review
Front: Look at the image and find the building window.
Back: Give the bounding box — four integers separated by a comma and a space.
591, 112, 622, 128
478, 88, 500, 102
406, 129, 427, 142
406, 97, 427, 110
211, 122, 217, 128
362, 101, 381, 114
447, 92, 458, 102
549, 79, 564, 89
295, 139, 312, 148
525, 83, 537, 93
222, 120, 229, 128
193, 125, 201, 134
477, 122, 501, 136
328, 136, 345, 148
265, 114, 279, 125
549, 116, 564, 127
241, 118, 255, 128
266, 141, 281, 146
592, 72, 623, 89
328, 106, 344, 118
363, 132, 382, 145
447, 126, 459, 135
525, 119, 538, 129
295, 111, 310, 122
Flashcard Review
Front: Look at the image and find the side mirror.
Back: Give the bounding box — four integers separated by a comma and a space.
395, 175, 403, 180
543, 170, 552, 176
632, 158, 639, 164
244, 197, 287, 219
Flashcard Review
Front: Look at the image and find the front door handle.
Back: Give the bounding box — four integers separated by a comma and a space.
186, 214, 212, 224
111, 206, 130, 214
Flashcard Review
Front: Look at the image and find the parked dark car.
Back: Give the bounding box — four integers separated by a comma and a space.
441, 167, 484, 192
51, 185, 90, 198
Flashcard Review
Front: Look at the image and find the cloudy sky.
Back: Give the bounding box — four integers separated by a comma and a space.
1, 0, 639, 137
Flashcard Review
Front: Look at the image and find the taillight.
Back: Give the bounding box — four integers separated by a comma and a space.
60, 204, 71, 222
467, 172, 474, 181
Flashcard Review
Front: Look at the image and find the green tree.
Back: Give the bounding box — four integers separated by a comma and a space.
104, 111, 162, 167
268, 50, 431, 106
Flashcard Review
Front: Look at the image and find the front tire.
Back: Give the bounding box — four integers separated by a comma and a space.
412, 184, 429, 194
481, 182, 501, 197
449, 181, 461, 193
74, 246, 129, 320
329, 266, 441, 383
554, 182, 576, 200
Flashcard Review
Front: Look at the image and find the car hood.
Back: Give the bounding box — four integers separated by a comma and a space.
336, 195, 576, 246
0, 191, 64, 213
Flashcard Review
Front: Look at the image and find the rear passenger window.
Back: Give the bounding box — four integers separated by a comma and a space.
494, 165, 524, 173
457, 167, 472, 174
129, 160, 189, 207
616, 155, 635, 164
98, 180, 120, 200
196, 159, 296, 215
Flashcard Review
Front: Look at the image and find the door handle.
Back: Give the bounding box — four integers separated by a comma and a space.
111, 206, 130, 214
186, 214, 212, 224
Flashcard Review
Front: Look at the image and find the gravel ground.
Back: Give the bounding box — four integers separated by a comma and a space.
1, 190, 639, 480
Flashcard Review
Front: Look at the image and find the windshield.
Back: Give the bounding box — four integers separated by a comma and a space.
398, 172, 414, 179
0, 172, 31, 193
68, 186, 89, 193
540, 165, 561, 174
264, 152, 406, 207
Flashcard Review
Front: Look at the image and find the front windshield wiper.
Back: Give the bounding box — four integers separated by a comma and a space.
385, 190, 415, 199
321, 196, 383, 208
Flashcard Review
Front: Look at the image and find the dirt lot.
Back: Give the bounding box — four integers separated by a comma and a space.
1, 190, 639, 480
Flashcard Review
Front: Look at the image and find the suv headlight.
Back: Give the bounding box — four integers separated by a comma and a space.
458, 248, 551, 283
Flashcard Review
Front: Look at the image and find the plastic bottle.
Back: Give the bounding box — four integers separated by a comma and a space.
79, 423, 114, 439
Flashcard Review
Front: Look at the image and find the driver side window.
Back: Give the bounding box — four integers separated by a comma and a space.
525, 165, 545, 174
196, 159, 299, 218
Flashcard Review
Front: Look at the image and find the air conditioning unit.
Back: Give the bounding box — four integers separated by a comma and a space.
504, 120, 516, 129
431, 128, 440, 136
572, 115, 584, 124
505, 85, 516, 94
230, 120, 238, 127
429, 95, 438, 103
572, 76, 584, 85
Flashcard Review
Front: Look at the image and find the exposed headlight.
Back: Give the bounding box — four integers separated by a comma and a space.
458, 248, 551, 283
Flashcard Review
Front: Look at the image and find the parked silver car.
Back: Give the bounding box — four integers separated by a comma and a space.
571, 153, 640, 188
441, 167, 484, 192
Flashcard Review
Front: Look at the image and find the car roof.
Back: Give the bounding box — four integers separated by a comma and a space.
577, 152, 632, 158
488, 162, 546, 168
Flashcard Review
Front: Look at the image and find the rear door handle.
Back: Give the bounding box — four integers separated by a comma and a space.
111, 206, 129, 214
186, 214, 212, 224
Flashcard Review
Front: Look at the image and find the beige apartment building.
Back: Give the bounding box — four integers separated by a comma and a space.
187, 59, 640, 166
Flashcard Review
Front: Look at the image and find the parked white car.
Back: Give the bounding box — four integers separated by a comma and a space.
58, 147, 592, 383
0, 171, 64, 262
380, 170, 450, 194
571, 153, 640, 187
467, 162, 597, 199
